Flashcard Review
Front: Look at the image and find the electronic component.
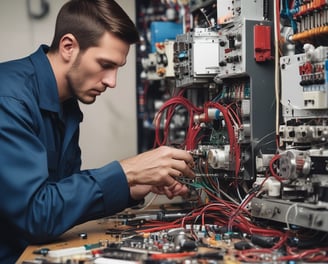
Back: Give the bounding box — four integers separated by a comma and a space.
174, 27, 221, 88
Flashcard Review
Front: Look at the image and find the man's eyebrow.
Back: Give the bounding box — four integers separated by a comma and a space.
99, 58, 127, 67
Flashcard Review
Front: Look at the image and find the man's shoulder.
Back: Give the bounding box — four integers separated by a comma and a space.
0, 57, 37, 99
0, 45, 49, 83
0, 46, 49, 98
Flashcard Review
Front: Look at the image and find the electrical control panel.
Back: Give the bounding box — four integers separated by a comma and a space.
135, 0, 328, 262
249, 0, 328, 232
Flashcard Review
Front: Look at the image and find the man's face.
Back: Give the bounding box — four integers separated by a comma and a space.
66, 32, 130, 104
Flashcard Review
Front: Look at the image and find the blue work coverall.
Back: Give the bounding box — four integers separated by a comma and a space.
0, 45, 139, 263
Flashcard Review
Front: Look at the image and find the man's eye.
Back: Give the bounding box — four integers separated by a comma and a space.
101, 64, 113, 69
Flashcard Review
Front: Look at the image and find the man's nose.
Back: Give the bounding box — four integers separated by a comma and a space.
102, 70, 117, 89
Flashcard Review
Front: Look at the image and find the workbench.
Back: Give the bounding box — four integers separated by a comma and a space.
16, 219, 120, 263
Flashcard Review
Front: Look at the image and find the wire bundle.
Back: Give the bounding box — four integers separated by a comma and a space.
134, 194, 328, 263
153, 95, 203, 148
153, 95, 242, 177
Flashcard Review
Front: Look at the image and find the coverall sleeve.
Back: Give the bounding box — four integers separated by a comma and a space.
0, 96, 135, 243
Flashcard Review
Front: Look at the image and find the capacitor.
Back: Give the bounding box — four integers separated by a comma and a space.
193, 108, 221, 123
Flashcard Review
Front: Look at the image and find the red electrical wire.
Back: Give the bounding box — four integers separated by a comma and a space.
150, 251, 197, 260
269, 153, 283, 181
153, 95, 202, 148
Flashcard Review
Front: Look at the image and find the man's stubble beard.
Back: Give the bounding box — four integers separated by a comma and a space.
65, 53, 96, 105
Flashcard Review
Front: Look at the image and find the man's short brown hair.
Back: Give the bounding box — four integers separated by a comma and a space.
49, 0, 140, 52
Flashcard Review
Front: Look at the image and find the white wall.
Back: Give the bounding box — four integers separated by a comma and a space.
0, 0, 137, 169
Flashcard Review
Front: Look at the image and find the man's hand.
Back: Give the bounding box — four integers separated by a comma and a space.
120, 146, 195, 200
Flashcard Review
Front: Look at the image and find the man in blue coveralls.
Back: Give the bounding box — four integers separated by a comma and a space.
0, 0, 195, 262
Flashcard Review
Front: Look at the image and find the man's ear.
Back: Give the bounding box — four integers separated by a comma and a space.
58, 33, 80, 63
